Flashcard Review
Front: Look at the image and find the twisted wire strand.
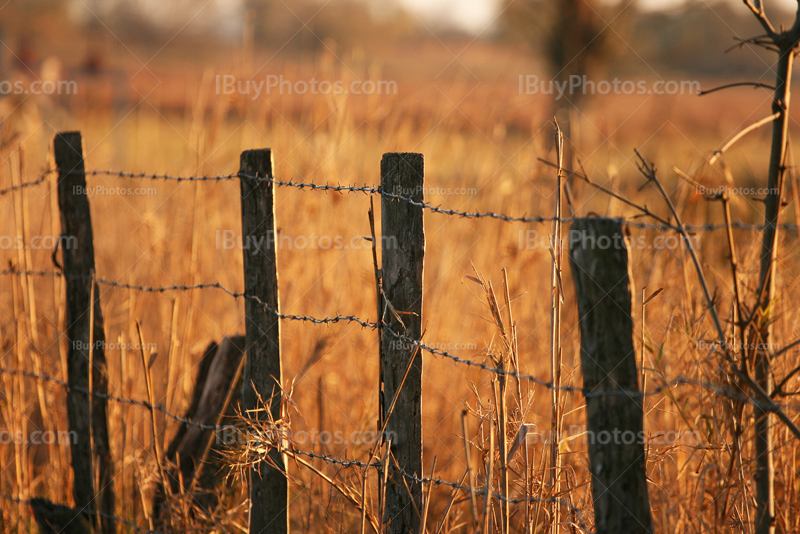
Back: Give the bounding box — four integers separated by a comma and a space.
0, 175, 50, 196
0, 270, 709, 398
3, 166, 790, 534
260, 447, 595, 532
3, 269, 800, 409
1, 270, 379, 329
0, 366, 221, 430
0, 494, 170, 534
35, 168, 798, 231
1, 327, 797, 416
2, 458, 595, 532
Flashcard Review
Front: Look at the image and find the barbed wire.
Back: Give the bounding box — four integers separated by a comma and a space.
0, 175, 50, 196
3, 165, 790, 533
0, 364, 777, 534
4, 269, 800, 410
0, 366, 221, 431
398, 470, 594, 532
0, 336, 787, 534
0, 456, 595, 533
2, 335, 798, 434
275, 447, 595, 532
0, 493, 169, 534
34, 168, 800, 232
42, 168, 240, 183
1, 269, 61, 277
93, 277, 380, 329
287, 446, 581, 507
382, 329, 800, 411
0, 270, 739, 399
0, 269, 380, 330
289, 447, 380, 469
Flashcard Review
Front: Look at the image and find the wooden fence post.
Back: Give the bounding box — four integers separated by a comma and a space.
54, 132, 115, 534
240, 149, 287, 534
380, 152, 425, 534
568, 218, 654, 534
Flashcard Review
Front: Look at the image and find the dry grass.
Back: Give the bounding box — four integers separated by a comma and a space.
1, 42, 800, 533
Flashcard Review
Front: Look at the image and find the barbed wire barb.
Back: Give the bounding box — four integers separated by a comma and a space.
21, 168, 797, 232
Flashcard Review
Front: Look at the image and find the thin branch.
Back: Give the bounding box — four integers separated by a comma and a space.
742, 0, 779, 40
726, 35, 780, 53
769, 338, 800, 397
699, 82, 776, 95
708, 112, 781, 165
634, 150, 728, 345
537, 158, 671, 225
774, 337, 800, 358
636, 149, 800, 443
735, 369, 800, 440
772, 361, 800, 397
786, 1, 800, 43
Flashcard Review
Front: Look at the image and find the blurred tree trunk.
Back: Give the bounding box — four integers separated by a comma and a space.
503, 0, 624, 171
548, 0, 605, 171
245, 0, 272, 43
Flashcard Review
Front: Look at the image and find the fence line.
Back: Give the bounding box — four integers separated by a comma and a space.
0, 176, 50, 196
0, 269, 703, 399
2, 339, 798, 422
0, 465, 595, 534
14, 168, 799, 232
2, 270, 798, 407
0, 494, 214, 534
0, 494, 168, 534
6, 269, 800, 402
1, 270, 380, 329
0, 323, 780, 534
0, 366, 220, 430
280, 449, 595, 531
4, 143, 798, 533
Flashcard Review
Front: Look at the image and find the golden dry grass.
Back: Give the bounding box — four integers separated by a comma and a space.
1, 42, 800, 533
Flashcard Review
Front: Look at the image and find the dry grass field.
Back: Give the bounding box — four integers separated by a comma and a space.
2, 13, 800, 533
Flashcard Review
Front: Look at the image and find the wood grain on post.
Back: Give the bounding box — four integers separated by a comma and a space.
54, 132, 116, 534
380, 152, 424, 534
240, 149, 287, 534
568, 218, 654, 534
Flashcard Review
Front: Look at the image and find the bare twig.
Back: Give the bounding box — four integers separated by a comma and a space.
482, 416, 495, 534
726, 35, 780, 53
774, 338, 800, 359
708, 112, 781, 165
636, 150, 800, 440
433, 470, 468, 534
741, 0, 779, 40
634, 150, 728, 345
734, 371, 800, 440
699, 82, 776, 95
772, 360, 800, 397
550, 124, 565, 534
462, 410, 480, 532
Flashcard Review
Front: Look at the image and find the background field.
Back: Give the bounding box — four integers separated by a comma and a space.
2, 1, 800, 532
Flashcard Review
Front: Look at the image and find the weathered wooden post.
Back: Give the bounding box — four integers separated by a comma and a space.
240, 149, 287, 534
568, 218, 654, 534
54, 132, 115, 534
380, 153, 424, 534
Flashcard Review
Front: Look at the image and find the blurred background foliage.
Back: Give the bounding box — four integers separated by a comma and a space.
0, 0, 790, 77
